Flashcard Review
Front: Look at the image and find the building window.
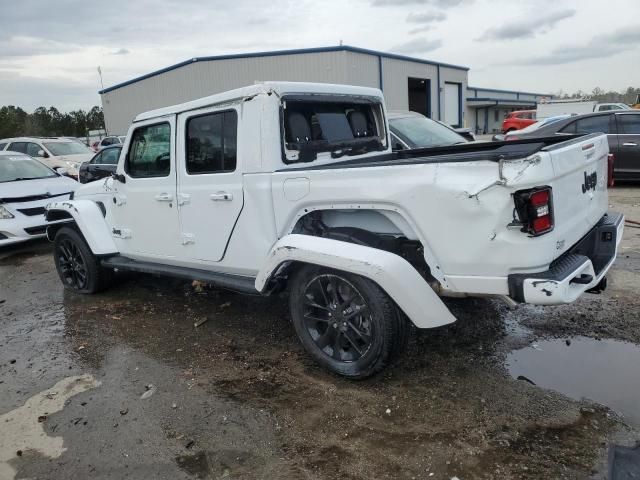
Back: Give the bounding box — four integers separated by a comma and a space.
186, 110, 237, 174
494, 110, 499, 122
126, 123, 171, 178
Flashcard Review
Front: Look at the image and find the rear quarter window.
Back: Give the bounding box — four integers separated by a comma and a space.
282, 97, 387, 163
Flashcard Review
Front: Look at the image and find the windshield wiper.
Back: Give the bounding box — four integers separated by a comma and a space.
8, 177, 46, 182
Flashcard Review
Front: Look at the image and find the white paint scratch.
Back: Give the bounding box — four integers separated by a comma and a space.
0, 374, 100, 480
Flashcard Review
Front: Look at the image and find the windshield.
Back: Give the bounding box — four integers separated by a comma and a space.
44, 142, 92, 156
0, 154, 57, 182
390, 115, 465, 148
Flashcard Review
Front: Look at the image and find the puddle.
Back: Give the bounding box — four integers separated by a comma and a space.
506, 337, 640, 426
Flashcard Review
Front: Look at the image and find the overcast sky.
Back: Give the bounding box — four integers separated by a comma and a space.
0, 0, 639, 111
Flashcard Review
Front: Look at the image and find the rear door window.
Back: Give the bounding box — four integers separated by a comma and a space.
573, 115, 612, 134
561, 116, 611, 135
186, 110, 237, 174
617, 115, 640, 134
8, 142, 27, 154
90, 152, 103, 164
101, 148, 121, 165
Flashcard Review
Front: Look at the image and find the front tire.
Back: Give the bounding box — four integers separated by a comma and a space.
53, 227, 113, 293
289, 265, 408, 379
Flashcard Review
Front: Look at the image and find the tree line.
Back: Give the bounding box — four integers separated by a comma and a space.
0, 86, 638, 140
0, 106, 105, 139
555, 86, 640, 104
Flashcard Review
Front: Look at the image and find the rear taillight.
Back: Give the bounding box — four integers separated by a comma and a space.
513, 187, 554, 236
607, 153, 615, 188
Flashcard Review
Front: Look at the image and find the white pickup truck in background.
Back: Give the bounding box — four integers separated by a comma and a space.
45, 82, 624, 378
537, 99, 631, 119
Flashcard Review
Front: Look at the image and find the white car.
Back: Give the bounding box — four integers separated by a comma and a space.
0, 137, 93, 178
92, 136, 125, 152
45, 82, 623, 378
0, 151, 77, 246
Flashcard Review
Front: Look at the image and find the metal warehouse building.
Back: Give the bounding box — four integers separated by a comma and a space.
466, 87, 551, 134
100, 45, 470, 135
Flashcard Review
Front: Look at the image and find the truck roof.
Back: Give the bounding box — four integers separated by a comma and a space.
134, 81, 385, 123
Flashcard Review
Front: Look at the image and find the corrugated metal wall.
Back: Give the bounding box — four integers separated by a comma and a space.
102, 51, 356, 134
101, 50, 469, 134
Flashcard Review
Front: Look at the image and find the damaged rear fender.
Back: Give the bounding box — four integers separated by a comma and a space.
255, 234, 456, 329
46, 200, 118, 255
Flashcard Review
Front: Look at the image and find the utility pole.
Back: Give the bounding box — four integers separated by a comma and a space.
97, 66, 104, 91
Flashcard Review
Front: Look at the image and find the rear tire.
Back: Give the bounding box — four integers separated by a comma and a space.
289, 265, 408, 379
53, 227, 113, 294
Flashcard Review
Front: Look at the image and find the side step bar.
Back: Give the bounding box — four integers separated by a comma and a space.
101, 256, 258, 294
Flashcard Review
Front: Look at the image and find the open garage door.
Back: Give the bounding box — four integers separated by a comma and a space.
444, 82, 461, 127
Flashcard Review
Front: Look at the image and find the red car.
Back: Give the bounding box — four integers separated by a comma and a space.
502, 110, 536, 133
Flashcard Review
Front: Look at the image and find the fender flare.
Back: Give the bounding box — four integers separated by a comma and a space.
255, 234, 456, 329
46, 200, 118, 255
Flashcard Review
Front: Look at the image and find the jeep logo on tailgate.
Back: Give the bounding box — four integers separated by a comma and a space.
582, 171, 597, 193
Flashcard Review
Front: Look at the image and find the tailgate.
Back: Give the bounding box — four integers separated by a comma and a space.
544, 133, 609, 259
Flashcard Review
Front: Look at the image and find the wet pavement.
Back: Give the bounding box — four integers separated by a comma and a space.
506, 337, 640, 427
1, 186, 640, 479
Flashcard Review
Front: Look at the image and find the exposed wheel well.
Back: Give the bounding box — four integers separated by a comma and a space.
265, 209, 436, 293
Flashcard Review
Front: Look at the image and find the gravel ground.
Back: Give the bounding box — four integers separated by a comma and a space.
0, 186, 638, 480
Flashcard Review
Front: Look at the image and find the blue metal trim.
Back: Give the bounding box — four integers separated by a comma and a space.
378, 56, 384, 91
467, 85, 551, 97
436, 65, 441, 120
99, 45, 469, 94
466, 97, 537, 104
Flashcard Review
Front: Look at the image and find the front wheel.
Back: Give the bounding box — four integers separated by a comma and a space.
289, 265, 408, 379
53, 227, 113, 293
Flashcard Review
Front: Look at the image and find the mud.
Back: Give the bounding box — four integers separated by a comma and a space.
1, 187, 639, 479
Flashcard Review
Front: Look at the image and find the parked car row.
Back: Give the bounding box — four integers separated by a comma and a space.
0, 151, 77, 246
495, 110, 640, 180
501, 102, 633, 134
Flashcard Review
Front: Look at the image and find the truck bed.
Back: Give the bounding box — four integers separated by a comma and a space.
280, 134, 583, 171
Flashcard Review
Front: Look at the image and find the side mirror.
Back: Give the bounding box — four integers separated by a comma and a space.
55, 167, 68, 176
111, 172, 126, 183
37, 149, 49, 158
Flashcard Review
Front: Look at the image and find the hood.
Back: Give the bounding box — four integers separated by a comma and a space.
54, 154, 93, 164
0, 175, 77, 202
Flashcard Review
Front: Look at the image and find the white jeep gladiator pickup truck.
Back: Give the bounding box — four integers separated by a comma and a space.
46, 82, 624, 378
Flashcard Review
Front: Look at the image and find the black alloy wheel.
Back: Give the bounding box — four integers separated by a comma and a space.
53, 227, 113, 294
57, 238, 88, 289
302, 274, 373, 362
289, 265, 408, 379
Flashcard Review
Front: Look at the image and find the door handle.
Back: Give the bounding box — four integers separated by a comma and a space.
623, 142, 638, 147
154, 192, 173, 202
210, 192, 233, 201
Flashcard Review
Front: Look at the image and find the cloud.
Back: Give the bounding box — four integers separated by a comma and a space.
478, 9, 575, 41
506, 26, 640, 65
0, 36, 80, 57
110, 48, 130, 55
408, 25, 433, 35
406, 11, 446, 23
390, 37, 443, 54
372, 0, 469, 6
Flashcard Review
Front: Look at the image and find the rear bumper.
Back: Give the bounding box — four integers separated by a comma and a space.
508, 212, 624, 305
